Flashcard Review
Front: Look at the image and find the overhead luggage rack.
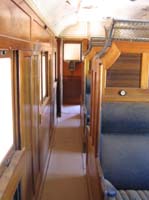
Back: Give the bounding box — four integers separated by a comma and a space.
84, 37, 105, 56
112, 19, 149, 41
96, 19, 149, 58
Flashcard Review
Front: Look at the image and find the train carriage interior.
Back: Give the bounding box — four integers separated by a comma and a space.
0, 0, 149, 200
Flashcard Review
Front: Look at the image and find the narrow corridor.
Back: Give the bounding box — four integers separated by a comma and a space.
40, 105, 89, 200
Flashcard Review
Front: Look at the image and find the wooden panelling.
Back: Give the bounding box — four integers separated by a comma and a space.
63, 61, 82, 77
31, 19, 51, 43
100, 42, 120, 70
63, 62, 82, 104
63, 76, 81, 104
86, 47, 102, 61
103, 87, 149, 102
0, 0, 31, 40
31, 54, 40, 193
0, 150, 25, 200
0, 36, 32, 51
141, 53, 149, 89
39, 99, 50, 173
115, 40, 149, 53
106, 53, 141, 88
82, 39, 88, 54
0, 1, 57, 200
19, 51, 34, 200
87, 136, 103, 200
14, 0, 54, 38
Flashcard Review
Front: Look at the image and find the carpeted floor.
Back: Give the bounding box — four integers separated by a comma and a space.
40, 105, 89, 200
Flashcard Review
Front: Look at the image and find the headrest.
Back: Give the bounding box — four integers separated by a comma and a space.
102, 102, 149, 134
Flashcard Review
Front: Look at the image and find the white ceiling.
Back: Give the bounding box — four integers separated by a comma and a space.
25, 0, 149, 37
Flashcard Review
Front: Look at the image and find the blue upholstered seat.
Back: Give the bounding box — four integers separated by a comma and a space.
102, 102, 149, 134
99, 102, 149, 192
85, 75, 91, 125
85, 94, 91, 124
86, 75, 91, 94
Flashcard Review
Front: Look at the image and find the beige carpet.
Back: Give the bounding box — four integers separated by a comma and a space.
40, 105, 89, 200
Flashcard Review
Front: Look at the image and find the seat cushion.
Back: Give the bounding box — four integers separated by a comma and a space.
100, 133, 149, 190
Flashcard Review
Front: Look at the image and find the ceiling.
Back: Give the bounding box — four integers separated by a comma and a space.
25, 0, 149, 37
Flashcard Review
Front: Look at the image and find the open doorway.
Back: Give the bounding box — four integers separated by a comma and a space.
63, 41, 82, 105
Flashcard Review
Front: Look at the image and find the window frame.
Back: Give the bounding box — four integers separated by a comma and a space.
40, 52, 49, 104
0, 50, 18, 177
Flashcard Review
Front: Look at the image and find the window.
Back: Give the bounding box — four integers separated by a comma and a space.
64, 43, 81, 61
42, 54, 46, 98
0, 52, 14, 168
40, 52, 48, 102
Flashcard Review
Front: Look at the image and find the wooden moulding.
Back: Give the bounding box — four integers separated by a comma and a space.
85, 47, 102, 61
87, 135, 104, 200
141, 53, 149, 89
101, 42, 121, 70
115, 40, 149, 53
103, 87, 149, 102
0, 149, 25, 200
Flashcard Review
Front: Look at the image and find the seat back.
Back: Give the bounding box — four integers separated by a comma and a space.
85, 74, 91, 124
100, 102, 149, 189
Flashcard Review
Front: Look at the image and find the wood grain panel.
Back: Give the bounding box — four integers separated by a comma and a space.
32, 19, 51, 43
63, 61, 82, 76
106, 53, 141, 88
0, 0, 31, 40
100, 42, 121, 70
86, 47, 102, 61
39, 99, 50, 173
31, 54, 40, 193
115, 40, 149, 53
63, 77, 81, 104
19, 51, 34, 200
87, 136, 103, 200
14, 0, 54, 37
103, 87, 149, 102
0, 150, 25, 200
141, 53, 149, 89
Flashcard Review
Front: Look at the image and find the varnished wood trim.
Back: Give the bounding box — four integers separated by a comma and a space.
0, 149, 25, 200
115, 40, 149, 53
103, 87, 149, 102
141, 53, 149, 89
101, 42, 121, 69
85, 47, 102, 60
0, 146, 15, 178
40, 96, 50, 115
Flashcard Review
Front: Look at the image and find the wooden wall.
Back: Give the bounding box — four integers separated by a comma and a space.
107, 53, 141, 88
63, 61, 82, 104
0, 1, 57, 200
